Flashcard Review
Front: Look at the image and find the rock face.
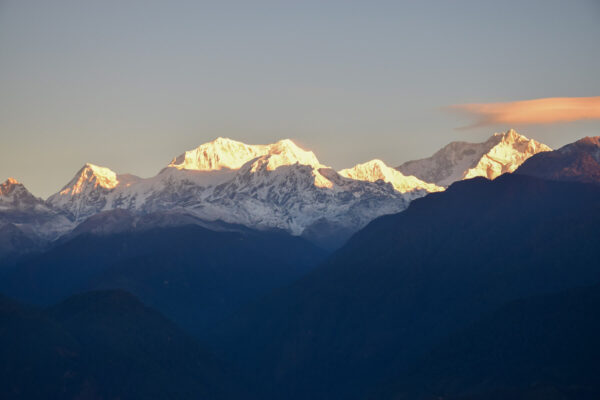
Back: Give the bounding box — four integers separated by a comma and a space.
46, 138, 440, 245
515, 136, 600, 183
397, 129, 551, 186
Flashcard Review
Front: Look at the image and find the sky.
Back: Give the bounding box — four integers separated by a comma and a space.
1, 0, 599, 198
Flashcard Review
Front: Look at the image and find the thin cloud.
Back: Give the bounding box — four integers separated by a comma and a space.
450, 96, 600, 129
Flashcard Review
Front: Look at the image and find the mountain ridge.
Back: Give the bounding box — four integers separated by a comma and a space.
397, 129, 551, 186
43, 138, 437, 245
0, 178, 73, 255
339, 159, 444, 193
515, 135, 600, 183
2, 131, 551, 251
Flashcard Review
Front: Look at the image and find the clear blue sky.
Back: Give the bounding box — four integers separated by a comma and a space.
1, 0, 599, 197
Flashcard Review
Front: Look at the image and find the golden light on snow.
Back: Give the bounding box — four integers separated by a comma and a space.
169, 137, 270, 171
451, 96, 600, 128
313, 172, 333, 189
59, 164, 119, 195
338, 159, 443, 193
168, 137, 323, 173
0, 178, 21, 195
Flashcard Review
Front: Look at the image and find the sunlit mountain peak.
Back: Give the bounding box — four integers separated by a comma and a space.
462, 129, 552, 181
0, 177, 25, 196
339, 159, 443, 193
256, 139, 323, 172
398, 129, 551, 186
168, 137, 269, 171
168, 137, 323, 172
0, 178, 45, 209
59, 163, 120, 196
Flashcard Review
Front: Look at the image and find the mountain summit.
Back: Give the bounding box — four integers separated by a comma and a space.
167, 137, 321, 172
1, 177, 52, 213
339, 159, 443, 194
47, 164, 140, 221
397, 129, 551, 186
0, 178, 72, 251
168, 137, 270, 171
0, 178, 31, 201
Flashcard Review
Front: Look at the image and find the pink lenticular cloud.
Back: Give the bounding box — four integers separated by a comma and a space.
451, 96, 600, 129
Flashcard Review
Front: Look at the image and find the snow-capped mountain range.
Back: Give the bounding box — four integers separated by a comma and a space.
46, 138, 421, 242
1, 130, 550, 250
397, 129, 551, 187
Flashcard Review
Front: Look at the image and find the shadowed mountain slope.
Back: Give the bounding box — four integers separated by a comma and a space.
214, 173, 600, 399
516, 136, 600, 183
0, 290, 238, 400
0, 221, 327, 337
379, 284, 600, 400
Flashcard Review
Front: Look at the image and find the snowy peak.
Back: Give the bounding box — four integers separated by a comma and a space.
47, 163, 128, 221
0, 178, 24, 197
248, 139, 323, 173
495, 128, 521, 142
0, 177, 73, 242
3, 177, 19, 185
0, 178, 41, 208
229, 139, 331, 190
492, 129, 548, 151
268, 139, 320, 165
0, 178, 46, 209
58, 163, 119, 196
222, 139, 330, 192
397, 129, 551, 187
168, 137, 322, 172
168, 137, 270, 171
339, 159, 443, 193
463, 130, 552, 181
